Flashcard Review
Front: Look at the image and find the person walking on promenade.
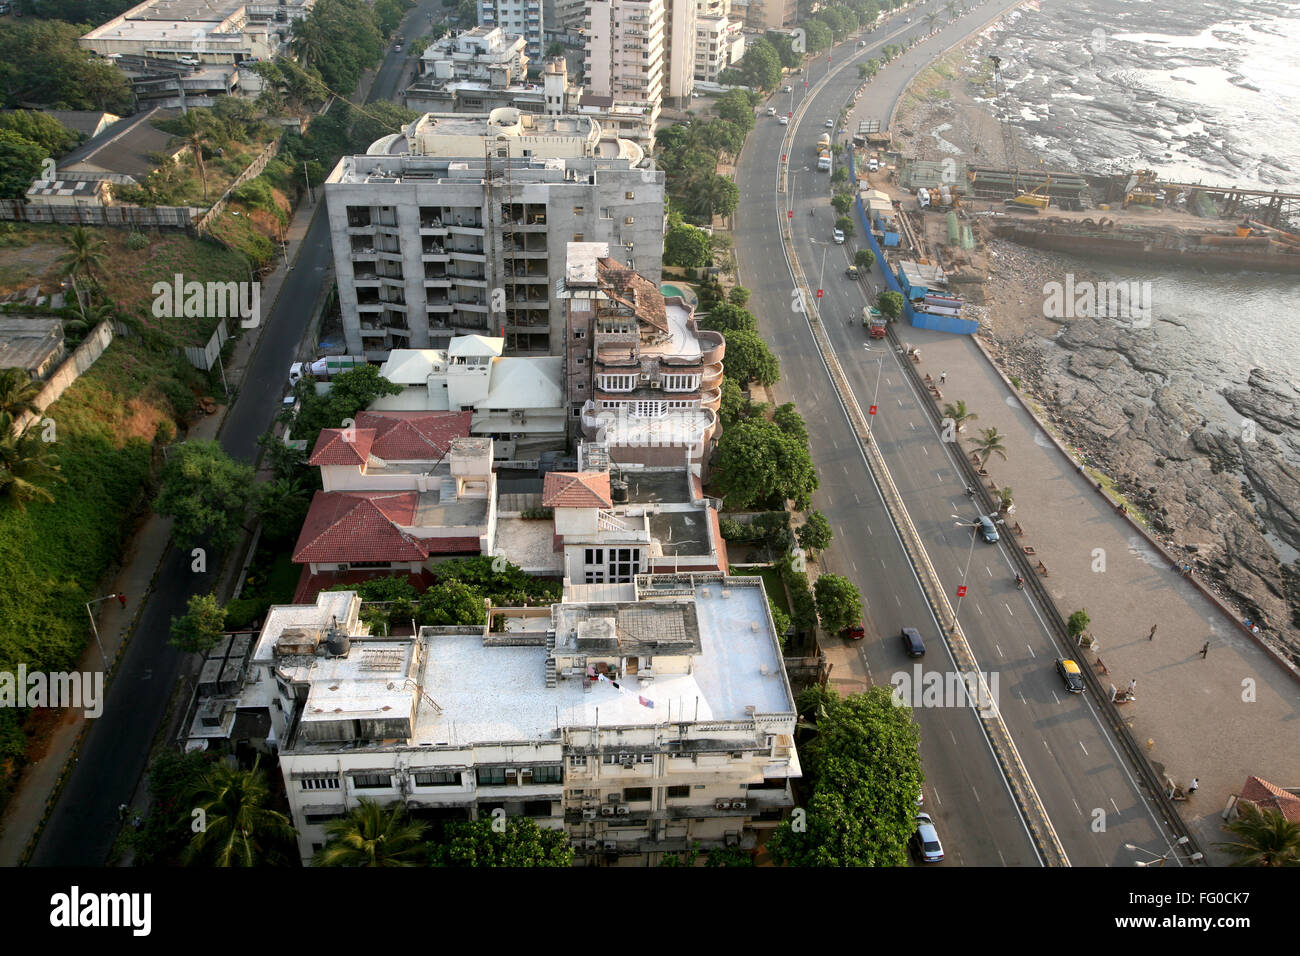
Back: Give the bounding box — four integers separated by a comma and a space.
939, 370, 947, 384
1148, 624, 1157, 641
1188, 778, 1199, 795
1127, 678, 1137, 695
1200, 641, 1210, 659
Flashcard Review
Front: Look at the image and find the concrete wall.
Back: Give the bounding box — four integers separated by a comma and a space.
13, 321, 113, 434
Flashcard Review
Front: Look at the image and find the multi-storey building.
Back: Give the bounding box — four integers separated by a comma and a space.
324, 109, 664, 358
583, 0, 664, 131
416, 26, 528, 87
661, 0, 696, 106
79, 0, 310, 62
695, 0, 729, 17
548, 0, 587, 31
693, 14, 744, 83
210, 571, 799, 865
562, 243, 724, 474
741, 0, 795, 32
478, 0, 545, 62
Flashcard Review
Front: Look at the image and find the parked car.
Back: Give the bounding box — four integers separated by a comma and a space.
778, 115, 789, 126
832, 228, 845, 244
1056, 658, 1085, 694
841, 623, 866, 641
900, 627, 925, 657
976, 514, 1000, 543
913, 813, 944, 862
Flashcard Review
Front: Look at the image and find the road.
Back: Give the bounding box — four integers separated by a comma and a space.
29, 4, 442, 865
734, 1, 1181, 865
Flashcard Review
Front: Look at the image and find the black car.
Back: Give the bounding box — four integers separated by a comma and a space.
1056, 658, 1085, 694
901, 627, 925, 657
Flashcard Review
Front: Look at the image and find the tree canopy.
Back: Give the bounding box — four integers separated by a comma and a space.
663, 223, 710, 268
700, 302, 757, 334
715, 418, 818, 510
169, 592, 228, 654
722, 329, 780, 387
153, 440, 257, 551
426, 817, 574, 867
814, 572, 861, 633
288, 363, 403, 450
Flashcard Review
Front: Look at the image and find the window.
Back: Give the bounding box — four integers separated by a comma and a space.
599, 374, 636, 392
667, 785, 690, 799
625, 191, 635, 200
573, 206, 585, 215
624, 787, 652, 802
352, 774, 392, 789
300, 777, 340, 791
531, 765, 563, 784
662, 373, 699, 392
414, 771, 460, 787
305, 812, 341, 824
477, 767, 508, 786
572, 407, 582, 418
570, 755, 588, 767
584, 548, 604, 567
574, 328, 586, 339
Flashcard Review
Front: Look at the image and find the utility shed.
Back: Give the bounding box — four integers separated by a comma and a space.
0, 317, 65, 380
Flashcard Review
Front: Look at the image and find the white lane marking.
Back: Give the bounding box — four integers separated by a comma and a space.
975, 602, 984, 616
995, 644, 1004, 658
922, 445, 929, 456
895, 593, 902, 606
971, 786, 981, 804
1110, 798, 1121, 816
850, 559, 858, 573
1079, 741, 1089, 757
1027, 644, 1036, 658
1004, 603, 1014, 617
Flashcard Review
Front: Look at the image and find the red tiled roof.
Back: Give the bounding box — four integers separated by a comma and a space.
542, 471, 612, 508
357, 410, 473, 460
1239, 776, 1300, 822
309, 428, 376, 466
293, 492, 426, 563
596, 256, 668, 334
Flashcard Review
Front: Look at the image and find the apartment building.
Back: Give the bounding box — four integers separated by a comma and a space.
417, 26, 528, 87
693, 14, 744, 83
741, 0, 795, 31
583, 0, 664, 130
324, 109, 665, 358
79, 0, 309, 62
548, 0, 587, 31
209, 572, 798, 865
661, 0, 696, 106
478, 0, 545, 61
562, 242, 725, 474
696, 0, 730, 17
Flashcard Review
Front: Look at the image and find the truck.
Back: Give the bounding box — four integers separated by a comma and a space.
289, 355, 367, 386
864, 306, 886, 338
816, 132, 832, 172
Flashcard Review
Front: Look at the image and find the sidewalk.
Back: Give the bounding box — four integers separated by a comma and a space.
901, 325, 1300, 861
0, 192, 322, 867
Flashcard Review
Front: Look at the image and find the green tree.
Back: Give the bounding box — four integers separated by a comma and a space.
802, 19, 833, 52
715, 418, 818, 510
684, 172, 740, 221
772, 402, 808, 444
767, 685, 922, 866
1066, 609, 1090, 641
797, 511, 833, 555
427, 817, 574, 866
546, 42, 567, 57
835, 215, 855, 238
832, 192, 854, 215
290, 363, 403, 450
739, 37, 782, 90
256, 476, 313, 545
973, 426, 1008, 467
814, 572, 861, 633
0, 110, 80, 156
722, 328, 780, 386
178, 109, 212, 203
663, 222, 710, 268
1216, 803, 1300, 867
57, 225, 107, 288
314, 799, 429, 866
184, 756, 297, 866
831, 166, 848, 185
718, 377, 747, 428
727, 285, 751, 307
127, 750, 212, 865
764, 30, 799, 68
154, 440, 257, 550
700, 302, 757, 334
0, 368, 42, 421
347, 100, 420, 153
169, 592, 228, 654
855, 248, 876, 269
419, 579, 486, 626
877, 289, 904, 319
783, 563, 819, 634
715, 88, 756, 133
0, 415, 64, 511
941, 399, 977, 433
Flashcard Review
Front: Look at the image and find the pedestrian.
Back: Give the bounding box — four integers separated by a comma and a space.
1188, 777, 1199, 794
1148, 624, 1157, 641
1127, 678, 1137, 693
939, 370, 947, 384
132, 815, 143, 830
1182, 563, 1191, 577
1200, 641, 1209, 659
118, 803, 128, 821
1252, 625, 1260, 635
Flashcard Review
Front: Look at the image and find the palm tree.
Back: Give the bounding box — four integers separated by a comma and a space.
0, 415, 64, 511
941, 399, 977, 433
313, 799, 429, 867
0, 369, 42, 421
1216, 802, 1300, 866
997, 486, 1013, 513
925, 11, 939, 31
973, 427, 1008, 467
179, 110, 211, 203
184, 757, 297, 866
57, 227, 108, 310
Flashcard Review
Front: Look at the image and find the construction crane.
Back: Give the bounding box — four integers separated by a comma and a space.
1005, 176, 1053, 211
988, 55, 1024, 194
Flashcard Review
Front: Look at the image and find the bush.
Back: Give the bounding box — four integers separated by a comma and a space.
224, 595, 271, 630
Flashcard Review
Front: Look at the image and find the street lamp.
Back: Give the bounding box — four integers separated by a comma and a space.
84, 593, 123, 670
1124, 836, 1202, 867
863, 343, 886, 430
949, 516, 980, 632
809, 239, 831, 308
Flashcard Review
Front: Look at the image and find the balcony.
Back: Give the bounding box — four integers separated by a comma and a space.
698, 329, 725, 365
701, 361, 724, 388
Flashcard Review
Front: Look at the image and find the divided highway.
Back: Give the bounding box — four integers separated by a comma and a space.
733, 5, 1183, 866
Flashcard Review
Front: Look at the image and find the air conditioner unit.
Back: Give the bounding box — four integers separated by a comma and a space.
733, 800, 747, 810
583, 799, 599, 809
618, 755, 635, 766
583, 839, 599, 850
714, 800, 731, 810
649, 381, 660, 388
603, 840, 618, 852
624, 217, 635, 224
505, 769, 517, 780
601, 806, 615, 816
615, 806, 630, 815
582, 808, 597, 819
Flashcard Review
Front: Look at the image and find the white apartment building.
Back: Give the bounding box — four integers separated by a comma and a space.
79, 0, 309, 62
218, 573, 799, 865
695, 0, 729, 17
324, 109, 665, 358
583, 0, 664, 130
662, 0, 696, 106
693, 14, 744, 83
417, 26, 528, 87
740, 0, 794, 31
479, 0, 545, 61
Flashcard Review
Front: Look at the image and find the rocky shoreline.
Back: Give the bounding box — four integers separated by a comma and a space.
893, 40, 1300, 656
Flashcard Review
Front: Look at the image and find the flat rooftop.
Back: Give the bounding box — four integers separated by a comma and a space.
650, 511, 711, 556
622, 470, 691, 504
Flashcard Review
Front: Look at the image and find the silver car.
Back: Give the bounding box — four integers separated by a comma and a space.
913, 813, 944, 863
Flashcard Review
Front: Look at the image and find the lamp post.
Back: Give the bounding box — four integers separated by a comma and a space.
863, 343, 886, 431
84, 593, 122, 670
1124, 836, 1202, 867
949, 517, 980, 633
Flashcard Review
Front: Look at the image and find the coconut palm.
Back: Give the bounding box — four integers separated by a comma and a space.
0, 369, 42, 421
0, 415, 64, 510
1216, 802, 1300, 867
941, 399, 977, 433
973, 426, 1008, 467
997, 485, 1013, 512
184, 756, 297, 867
57, 227, 107, 311
179, 110, 211, 203
313, 799, 428, 867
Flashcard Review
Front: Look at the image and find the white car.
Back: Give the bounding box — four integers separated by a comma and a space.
825, 119, 834, 128
778, 115, 789, 126
833, 229, 845, 244
783, 85, 792, 93
767, 106, 776, 116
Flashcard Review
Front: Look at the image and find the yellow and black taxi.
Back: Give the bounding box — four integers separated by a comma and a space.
1055, 657, 1085, 694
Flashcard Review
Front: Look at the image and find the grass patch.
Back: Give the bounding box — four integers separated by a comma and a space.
733, 565, 790, 616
